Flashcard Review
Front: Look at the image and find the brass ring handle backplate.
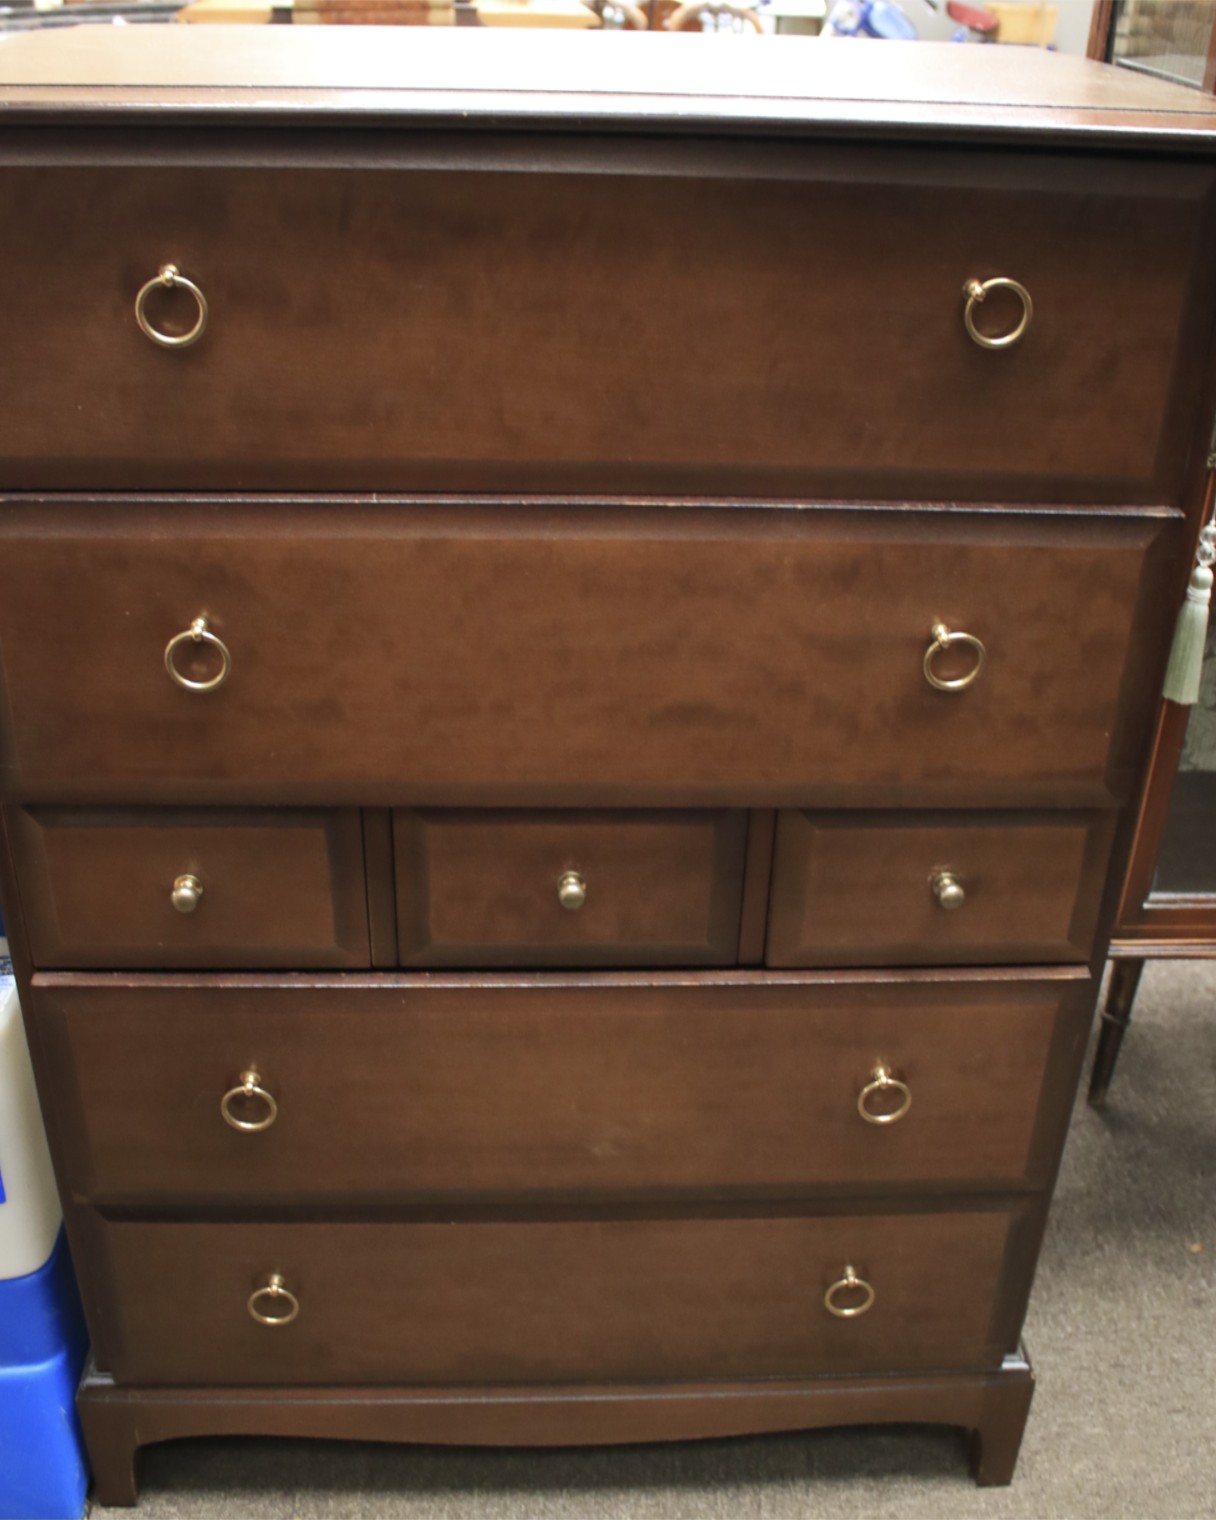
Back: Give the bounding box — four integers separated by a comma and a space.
824, 1265, 876, 1319
221, 1070, 278, 1133
247, 1273, 299, 1326
857, 1064, 912, 1126
135, 263, 209, 349
923, 622, 985, 692
963, 276, 1033, 350
165, 616, 231, 693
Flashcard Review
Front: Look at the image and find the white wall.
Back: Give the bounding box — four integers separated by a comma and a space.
903, 0, 1096, 54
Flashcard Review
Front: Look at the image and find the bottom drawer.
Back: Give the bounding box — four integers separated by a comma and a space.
92, 1209, 1026, 1386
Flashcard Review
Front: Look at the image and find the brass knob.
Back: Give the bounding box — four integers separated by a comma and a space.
135, 263, 208, 349
931, 870, 966, 911
824, 1265, 875, 1320
923, 622, 985, 692
170, 873, 203, 914
165, 616, 231, 693
247, 1273, 299, 1326
857, 1065, 912, 1126
220, 1070, 278, 1133
558, 871, 587, 911
963, 275, 1033, 350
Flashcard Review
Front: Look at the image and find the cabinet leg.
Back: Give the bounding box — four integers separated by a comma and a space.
968, 1362, 1035, 1486
1088, 958, 1145, 1108
78, 1395, 141, 1507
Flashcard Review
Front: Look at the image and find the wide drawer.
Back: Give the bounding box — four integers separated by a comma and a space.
393, 809, 747, 967
89, 1208, 1026, 1385
36, 971, 1090, 1204
9, 806, 369, 969
0, 142, 1210, 502
766, 810, 1116, 968
0, 502, 1173, 807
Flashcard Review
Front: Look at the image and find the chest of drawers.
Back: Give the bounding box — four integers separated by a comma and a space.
3, 27, 1216, 1505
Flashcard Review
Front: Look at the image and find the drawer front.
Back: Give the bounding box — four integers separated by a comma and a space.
9, 807, 370, 969
38, 972, 1088, 1204
92, 1209, 1024, 1385
394, 809, 746, 967
767, 810, 1116, 968
0, 503, 1173, 808
0, 145, 1210, 502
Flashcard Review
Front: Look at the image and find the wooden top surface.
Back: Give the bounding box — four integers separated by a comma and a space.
1, 26, 1215, 145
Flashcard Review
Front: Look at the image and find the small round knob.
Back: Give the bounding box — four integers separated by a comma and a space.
931, 870, 966, 911
220, 1070, 278, 1133
857, 1065, 912, 1126
557, 871, 587, 911
824, 1265, 875, 1320
247, 1273, 299, 1326
170, 873, 203, 914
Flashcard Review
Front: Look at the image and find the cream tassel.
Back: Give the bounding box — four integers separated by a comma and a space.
1163, 522, 1216, 707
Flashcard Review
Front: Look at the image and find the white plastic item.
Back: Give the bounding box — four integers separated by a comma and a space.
0, 972, 62, 1281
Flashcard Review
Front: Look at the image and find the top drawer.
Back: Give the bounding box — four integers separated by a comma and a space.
0, 140, 1211, 500
0, 500, 1173, 807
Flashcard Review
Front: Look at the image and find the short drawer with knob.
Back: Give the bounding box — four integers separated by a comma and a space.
766, 810, 1117, 968
9, 806, 370, 968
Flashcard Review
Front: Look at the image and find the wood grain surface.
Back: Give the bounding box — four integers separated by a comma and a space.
35, 969, 1088, 1204
0, 501, 1178, 808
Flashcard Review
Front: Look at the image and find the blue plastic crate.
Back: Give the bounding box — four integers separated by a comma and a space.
0, 1232, 90, 1520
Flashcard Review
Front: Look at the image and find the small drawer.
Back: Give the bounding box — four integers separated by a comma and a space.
91, 1207, 1026, 1386
11, 807, 369, 969
393, 809, 747, 967
38, 970, 1088, 1205
766, 811, 1116, 968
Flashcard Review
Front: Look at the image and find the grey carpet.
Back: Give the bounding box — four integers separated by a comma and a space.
99, 959, 1216, 1519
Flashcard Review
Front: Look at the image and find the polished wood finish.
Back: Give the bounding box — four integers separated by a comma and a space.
90, 1207, 1024, 1386
393, 809, 746, 967
0, 148, 1209, 500
1, 33, 1210, 1503
767, 811, 1115, 968
76, 1350, 1035, 1508
8, 806, 369, 968
35, 969, 1088, 1206
0, 502, 1177, 808
1, 28, 1216, 143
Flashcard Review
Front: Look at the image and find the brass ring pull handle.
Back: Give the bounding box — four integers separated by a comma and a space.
247, 1273, 299, 1326
963, 276, 1033, 350
165, 616, 231, 693
558, 871, 587, 911
857, 1064, 912, 1126
930, 870, 966, 911
923, 622, 985, 692
135, 263, 209, 349
824, 1264, 876, 1320
221, 1070, 278, 1133
170, 873, 203, 914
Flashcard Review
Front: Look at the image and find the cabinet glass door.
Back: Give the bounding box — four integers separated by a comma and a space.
1106, 0, 1216, 92
1151, 625, 1216, 901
